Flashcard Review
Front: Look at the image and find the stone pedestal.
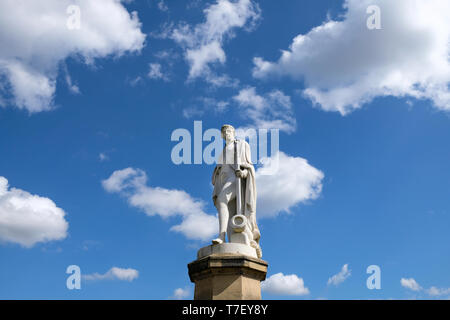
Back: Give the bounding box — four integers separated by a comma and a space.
188, 252, 268, 300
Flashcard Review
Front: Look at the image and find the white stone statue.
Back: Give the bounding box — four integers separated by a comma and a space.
211, 124, 262, 258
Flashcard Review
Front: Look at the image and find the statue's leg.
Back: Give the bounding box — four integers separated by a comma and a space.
213, 182, 235, 244
217, 199, 228, 242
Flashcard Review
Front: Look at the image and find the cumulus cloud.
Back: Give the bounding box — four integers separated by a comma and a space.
183, 97, 229, 119
0, 176, 68, 247
83, 267, 139, 282
0, 0, 145, 113
170, 212, 218, 241
157, 0, 169, 12
400, 278, 422, 292
102, 167, 144, 193
327, 264, 351, 286
401, 277, 450, 297
261, 272, 310, 296
256, 152, 324, 218
182, 106, 205, 119
426, 286, 450, 297
253, 0, 450, 115
62, 63, 80, 95
148, 63, 169, 81
102, 168, 218, 241
233, 87, 296, 134
167, 0, 260, 85
170, 287, 191, 300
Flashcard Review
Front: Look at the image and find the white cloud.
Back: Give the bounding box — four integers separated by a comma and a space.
170, 212, 218, 241
102, 168, 218, 241
157, 0, 169, 12
400, 278, 422, 292
327, 264, 351, 286
148, 63, 169, 81
154, 49, 180, 62
170, 287, 191, 300
129, 186, 204, 218
400, 277, 450, 297
0, 176, 68, 247
101, 167, 145, 193
253, 0, 450, 115
168, 0, 260, 84
83, 267, 139, 282
127, 76, 144, 87
0, 0, 145, 113
182, 106, 205, 119
99, 153, 109, 162
183, 97, 229, 119
62, 63, 80, 95
261, 272, 310, 296
256, 152, 324, 218
186, 41, 226, 79
233, 87, 297, 134
426, 286, 450, 297
201, 97, 230, 113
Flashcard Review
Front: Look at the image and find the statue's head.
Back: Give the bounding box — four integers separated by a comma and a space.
221, 124, 235, 141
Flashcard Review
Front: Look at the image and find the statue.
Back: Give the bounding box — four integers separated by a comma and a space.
211, 124, 262, 258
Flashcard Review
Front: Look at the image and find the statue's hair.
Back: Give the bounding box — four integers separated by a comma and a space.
221, 124, 235, 134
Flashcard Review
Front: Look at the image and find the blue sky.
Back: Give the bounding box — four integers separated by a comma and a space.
1, 0, 450, 299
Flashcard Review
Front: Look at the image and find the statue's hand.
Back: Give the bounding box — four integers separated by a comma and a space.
235, 169, 248, 179
240, 163, 251, 169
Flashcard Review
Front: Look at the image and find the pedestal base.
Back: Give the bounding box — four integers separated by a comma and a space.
197, 243, 258, 259
188, 253, 268, 300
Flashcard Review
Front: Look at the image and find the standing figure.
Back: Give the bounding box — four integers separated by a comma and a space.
212, 124, 262, 258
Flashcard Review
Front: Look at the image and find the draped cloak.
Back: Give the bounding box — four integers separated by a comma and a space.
212, 139, 260, 244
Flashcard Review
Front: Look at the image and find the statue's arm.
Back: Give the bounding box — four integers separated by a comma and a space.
235, 141, 252, 178
212, 165, 221, 206
240, 141, 254, 170
212, 165, 221, 185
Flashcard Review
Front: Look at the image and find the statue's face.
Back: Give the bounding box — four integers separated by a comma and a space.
223, 127, 235, 141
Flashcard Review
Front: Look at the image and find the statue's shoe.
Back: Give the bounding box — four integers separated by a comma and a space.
212, 238, 223, 245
